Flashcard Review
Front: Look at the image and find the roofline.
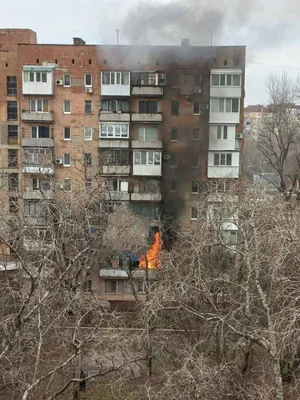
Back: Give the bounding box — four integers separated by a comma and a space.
18, 43, 246, 49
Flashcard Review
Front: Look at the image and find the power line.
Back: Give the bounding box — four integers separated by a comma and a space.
250, 61, 300, 70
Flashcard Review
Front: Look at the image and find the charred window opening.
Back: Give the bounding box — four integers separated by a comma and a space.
139, 101, 158, 113
171, 101, 179, 116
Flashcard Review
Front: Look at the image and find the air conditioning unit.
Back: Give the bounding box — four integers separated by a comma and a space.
158, 73, 166, 85
57, 183, 64, 190
194, 87, 202, 94
202, 103, 209, 110
163, 154, 170, 160
85, 87, 93, 93
55, 158, 63, 165
56, 80, 63, 86
236, 133, 243, 139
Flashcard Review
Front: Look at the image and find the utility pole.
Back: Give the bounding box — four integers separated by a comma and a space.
116, 29, 120, 45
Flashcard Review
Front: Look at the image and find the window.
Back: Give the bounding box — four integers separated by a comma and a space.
7, 76, 17, 96
63, 100, 71, 114
194, 74, 201, 87
139, 180, 159, 194
24, 200, 42, 216
32, 179, 50, 191
138, 127, 158, 141
63, 74, 71, 87
211, 98, 239, 113
170, 154, 178, 168
30, 100, 49, 112
171, 100, 179, 116
23, 148, 52, 165
8, 125, 18, 144
84, 73, 92, 87
139, 101, 158, 113
213, 153, 232, 166
84, 153, 92, 166
101, 150, 129, 165
171, 127, 178, 141
107, 180, 128, 192
192, 128, 200, 140
102, 72, 129, 85
9, 197, 18, 214
100, 123, 129, 139
85, 179, 92, 191
192, 155, 199, 168
170, 180, 178, 192
85, 100, 93, 114
7, 101, 18, 120
8, 149, 18, 168
31, 126, 50, 139
105, 280, 123, 293
211, 74, 241, 87
134, 151, 161, 166
217, 126, 228, 140
84, 126, 93, 141
63, 153, 71, 166
8, 174, 18, 191
64, 127, 71, 140
193, 102, 201, 115
42, 73, 47, 83
64, 179, 72, 191
191, 207, 198, 220
101, 100, 130, 112
23, 71, 48, 83
191, 181, 199, 194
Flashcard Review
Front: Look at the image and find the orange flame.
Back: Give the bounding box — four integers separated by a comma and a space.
139, 232, 160, 269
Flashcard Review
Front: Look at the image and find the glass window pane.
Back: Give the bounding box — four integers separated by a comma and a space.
220, 154, 226, 165
134, 152, 141, 164
30, 100, 35, 111
211, 99, 218, 112
232, 99, 239, 112
220, 75, 225, 86
226, 154, 232, 165
212, 75, 219, 86
233, 75, 241, 86
214, 153, 219, 165
23, 72, 29, 82
121, 72, 129, 85
223, 126, 228, 139
36, 72, 41, 82
30, 72, 34, 82
219, 99, 225, 112
111, 72, 115, 84
42, 73, 47, 83
102, 72, 110, 84
154, 152, 160, 165
138, 128, 145, 140
227, 75, 232, 86
226, 99, 231, 112
141, 152, 147, 164
217, 126, 222, 139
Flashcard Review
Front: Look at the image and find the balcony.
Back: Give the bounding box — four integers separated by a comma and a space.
210, 87, 242, 98
22, 138, 54, 148
132, 165, 162, 176
207, 151, 240, 179
132, 113, 162, 123
209, 111, 240, 124
131, 193, 162, 201
99, 268, 157, 279
132, 140, 162, 149
99, 111, 130, 122
99, 140, 129, 148
103, 192, 130, 201
23, 189, 54, 200
132, 87, 164, 96
102, 165, 130, 174
22, 66, 54, 95
22, 111, 53, 123
22, 165, 54, 175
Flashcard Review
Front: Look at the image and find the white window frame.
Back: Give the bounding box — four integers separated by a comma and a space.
84, 73, 92, 87
63, 100, 71, 114
63, 74, 71, 87
30, 99, 49, 112
107, 179, 128, 193
211, 98, 240, 113
134, 151, 161, 166
213, 153, 232, 166
193, 101, 201, 115
63, 127, 71, 141
191, 181, 199, 194
138, 127, 158, 141
105, 280, 123, 294
211, 74, 241, 87
101, 71, 130, 86
217, 126, 228, 140
84, 127, 93, 141
85, 100, 93, 114
23, 71, 48, 83
63, 153, 71, 167
100, 123, 129, 139
31, 126, 50, 139
190, 207, 198, 220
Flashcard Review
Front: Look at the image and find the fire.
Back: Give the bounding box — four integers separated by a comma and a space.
139, 232, 160, 269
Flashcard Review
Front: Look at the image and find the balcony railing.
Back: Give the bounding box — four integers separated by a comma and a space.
132, 140, 163, 149
131, 113, 162, 123
131, 193, 162, 201
99, 111, 130, 122
21, 111, 54, 123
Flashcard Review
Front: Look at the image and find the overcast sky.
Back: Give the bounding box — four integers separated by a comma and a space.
2, 0, 300, 105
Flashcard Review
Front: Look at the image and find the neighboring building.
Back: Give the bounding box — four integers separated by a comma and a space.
0, 29, 246, 305
243, 104, 267, 138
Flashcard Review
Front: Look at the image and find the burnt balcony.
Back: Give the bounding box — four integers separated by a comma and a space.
131, 193, 162, 201
131, 113, 162, 123
22, 110, 54, 123
131, 72, 166, 96
22, 146, 54, 175
132, 139, 163, 149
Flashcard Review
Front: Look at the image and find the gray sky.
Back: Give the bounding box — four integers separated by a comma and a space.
2, 0, 300, 105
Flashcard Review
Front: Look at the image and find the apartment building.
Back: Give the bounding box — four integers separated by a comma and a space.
0, 29, 245, 306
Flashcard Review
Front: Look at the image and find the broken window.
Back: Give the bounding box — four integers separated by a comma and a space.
170, 180, 178, 192
7, 76, 17, 96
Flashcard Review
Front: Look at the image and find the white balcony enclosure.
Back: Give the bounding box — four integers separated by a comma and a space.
131, 193, 162, 201
210, 69, 242, 98
132, 87, 164, 96
21, 111, 53, 122
209, 125, 236, 151
22, 66, 54, 95
99, 268, 157, 279
133, 164, 161, 176
99, 140, 129, 148
99, 111, 130, 122
207, 151, 240, 178
101, 71, 130, 96
209, 109, 240, 124
102, 165, 130, 174
133, 150, 162, 176
22, 165, 54, 175
132, 140, 163, 149
132, 113, 162, 123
